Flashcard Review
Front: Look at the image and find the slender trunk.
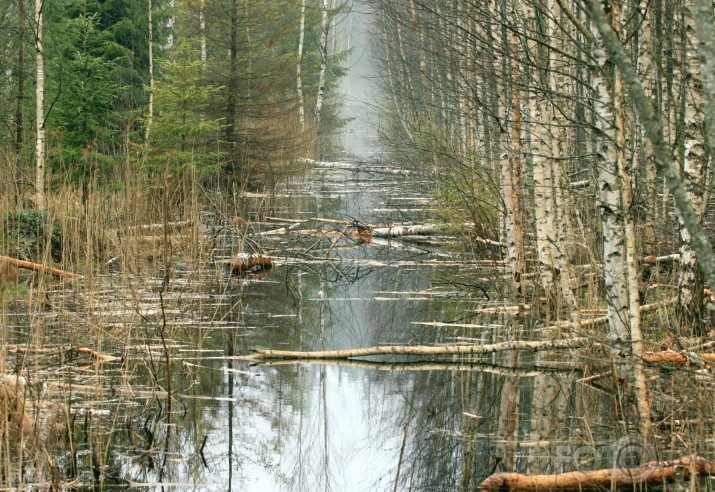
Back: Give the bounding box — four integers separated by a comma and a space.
676, 0, 707, 334
639, 0, 658, 254
549, 0, 579, 326
145, 0, 154, 145
34, 0, 45, 210
314, 0, 329, 125
16, 0, 26, 186
200, 0, 206, 63
530, 3, 556, 294
297, 0, 306, 129
509, 22, 524, 294
225, 0, 238, 142
410, 0, 433, 127
592, 5, 629, 344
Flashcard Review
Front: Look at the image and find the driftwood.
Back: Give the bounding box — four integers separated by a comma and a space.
247, 337, 589, 361
479, 456, 713, 490
0, 255, 82, 279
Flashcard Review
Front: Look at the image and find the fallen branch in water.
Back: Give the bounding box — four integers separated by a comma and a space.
9, 346, 121, 362
479, 456, 713, 490
0, 255, 82, 279
246, 337, 589, 361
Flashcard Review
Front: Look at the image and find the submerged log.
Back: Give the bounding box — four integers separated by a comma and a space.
247, 337, 589, 361
229, 254, 274, 273
479, 456, 713, 490
0, 255, 82, 279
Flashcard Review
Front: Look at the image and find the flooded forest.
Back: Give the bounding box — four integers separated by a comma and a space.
1, 0, 715, 490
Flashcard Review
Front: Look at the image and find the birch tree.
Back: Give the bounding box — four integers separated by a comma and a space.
314, 0, 329, 125
34, 0, 45, 210
297, 0, 306, 129
675, 0, 707, 333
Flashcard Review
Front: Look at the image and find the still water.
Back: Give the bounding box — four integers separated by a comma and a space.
6, 161, 622, 491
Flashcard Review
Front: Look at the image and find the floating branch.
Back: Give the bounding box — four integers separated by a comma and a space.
479, 456, 713, 490
247, 337, 589, 361
0, 255, 82, 279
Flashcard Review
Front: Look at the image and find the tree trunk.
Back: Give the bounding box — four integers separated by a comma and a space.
296, 0, 306, 129
676, 0, 707, 334
145, 0, 154, 145
592, 9, 629, 344
225, 0, 238, 142
15, 0, 26, 198
314, 0, 329, 125
34, 0, 45, 210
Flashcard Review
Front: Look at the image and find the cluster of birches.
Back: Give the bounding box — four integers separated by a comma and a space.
365, 0, 715, 344
0, 0, 344, 200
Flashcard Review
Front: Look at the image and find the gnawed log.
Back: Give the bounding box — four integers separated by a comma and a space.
0, 255, 82, 279
229, 254, 274, 273
479, 456, 713, 490
643, 349, 715, 364
247, 337, 589, 361
371, 224, 439, 237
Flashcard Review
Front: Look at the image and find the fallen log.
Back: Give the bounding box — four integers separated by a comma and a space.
372, 224, 439, 237
643, 349, 715, 364
0, 255, 82, 279
479, 456, 713, 490
248, 337, 589, 361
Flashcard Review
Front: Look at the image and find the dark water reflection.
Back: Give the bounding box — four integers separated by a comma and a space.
5, 163, 630, 491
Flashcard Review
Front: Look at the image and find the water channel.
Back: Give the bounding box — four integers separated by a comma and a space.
4, 159, 632, 491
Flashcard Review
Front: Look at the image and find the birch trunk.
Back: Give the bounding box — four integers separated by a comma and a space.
549, 0, 580, 327
314, 0, 329, 125
409, 0, 433, 126
676, 0, 707, 334
593, 12, 629, 344
530, 4, 556, 294
614, 3, 651, 438
34, 0, 45, 210
15, 0, 25, 180
296, 0, 306, 129
144, 0, 154, 145
200, 0, 206, 63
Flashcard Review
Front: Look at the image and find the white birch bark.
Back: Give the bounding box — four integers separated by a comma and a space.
145, 0, 154, 145
314, 0, 329, 125
676, 0, 707, 332
549, 0, 579, 326
593, 23, 629, 344
296, 0, 306, 128
529, 5, 556, 293
34, 0, 45, 209
200, 0, 206, 63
